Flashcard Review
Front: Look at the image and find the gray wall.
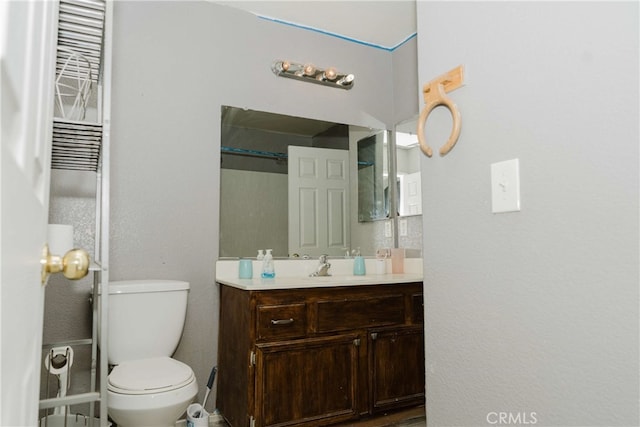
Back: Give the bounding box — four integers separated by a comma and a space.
92, 0, 412, 412
43, 0, 419, 416
417, 2, 639, 426
392, 33, 419, 125
219, 169, 288, 258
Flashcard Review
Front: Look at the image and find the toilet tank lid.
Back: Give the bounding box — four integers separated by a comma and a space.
99, 280, 189, 295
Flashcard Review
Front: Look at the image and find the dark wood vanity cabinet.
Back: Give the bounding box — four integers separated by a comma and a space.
216, 282, 425, 427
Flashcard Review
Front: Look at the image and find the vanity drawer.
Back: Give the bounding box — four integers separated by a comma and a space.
257, 303, 307, 341
316, 295, 404, 332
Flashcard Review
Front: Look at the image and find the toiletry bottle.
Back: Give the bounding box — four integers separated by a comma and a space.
257, 249, 264, 260
261, 249, 275, 279
375, 248, 388, 275
353, 247, 366, 276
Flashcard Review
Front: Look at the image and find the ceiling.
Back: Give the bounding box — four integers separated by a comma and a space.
214, 1, 417, 50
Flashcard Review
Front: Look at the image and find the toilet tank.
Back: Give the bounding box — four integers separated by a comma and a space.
98, 280, 190, 365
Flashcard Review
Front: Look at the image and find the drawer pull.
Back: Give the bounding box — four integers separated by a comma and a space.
271, 318, 294, 325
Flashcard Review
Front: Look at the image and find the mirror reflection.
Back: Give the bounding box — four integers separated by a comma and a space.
395, 118, 422, 217
357, 132, 387, 222
219, 106, 420, 258
219, 106, 355, 258
357, 122, 422, 222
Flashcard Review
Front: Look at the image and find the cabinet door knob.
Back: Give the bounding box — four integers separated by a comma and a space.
271, 318, 294, 325
371, 332, 378, 340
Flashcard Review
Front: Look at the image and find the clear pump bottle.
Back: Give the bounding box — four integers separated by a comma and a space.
261, 249, 275, 278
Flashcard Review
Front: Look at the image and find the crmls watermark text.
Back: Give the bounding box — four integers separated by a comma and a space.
486, 412, 537, 425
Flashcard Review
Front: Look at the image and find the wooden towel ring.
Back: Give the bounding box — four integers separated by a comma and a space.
417, 65, 464, 157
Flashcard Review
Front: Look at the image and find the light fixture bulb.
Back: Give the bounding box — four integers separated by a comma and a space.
281, 61, 290, 71
337, 74, 355, 86
324, 67, 337, 81
303, 63, 316, 76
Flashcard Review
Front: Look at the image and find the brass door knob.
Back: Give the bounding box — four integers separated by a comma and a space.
41, 244, 90, 284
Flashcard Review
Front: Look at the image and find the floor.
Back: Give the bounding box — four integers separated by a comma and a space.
203, 406, 426, 427
336, 407, 426, 427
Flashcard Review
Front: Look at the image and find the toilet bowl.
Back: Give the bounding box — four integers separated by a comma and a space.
106, 357, 198, 427
97, 280, 198, 427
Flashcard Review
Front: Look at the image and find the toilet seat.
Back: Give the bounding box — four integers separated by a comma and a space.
108, 356, 195, 395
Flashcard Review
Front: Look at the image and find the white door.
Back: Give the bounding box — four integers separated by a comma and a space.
400, 172, 422, 216
288, 146, 350, 257
1, 0, 58, 425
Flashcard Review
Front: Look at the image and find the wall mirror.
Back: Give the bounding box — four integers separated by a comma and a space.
219, 106, 416, 258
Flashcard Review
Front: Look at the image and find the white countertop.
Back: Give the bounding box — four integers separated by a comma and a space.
216, 258, 423, 290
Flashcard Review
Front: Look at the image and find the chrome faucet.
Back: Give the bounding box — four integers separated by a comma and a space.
310, 254, 331, 277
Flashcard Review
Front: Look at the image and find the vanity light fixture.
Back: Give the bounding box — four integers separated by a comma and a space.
272, 60, 355, 90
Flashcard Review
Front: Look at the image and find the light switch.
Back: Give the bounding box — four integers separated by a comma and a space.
399, 218, 408, 236
384, 221, 392, 237
491, 158, 521, 213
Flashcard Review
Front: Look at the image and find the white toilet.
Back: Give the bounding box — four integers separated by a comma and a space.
99, 280, 198, 427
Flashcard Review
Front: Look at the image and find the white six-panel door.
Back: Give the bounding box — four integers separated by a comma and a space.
288, 146, 350, 258
1, 0, 57, 424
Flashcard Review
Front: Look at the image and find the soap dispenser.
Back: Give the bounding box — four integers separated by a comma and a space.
261, 249, 275, 279
353, 247, 366, 276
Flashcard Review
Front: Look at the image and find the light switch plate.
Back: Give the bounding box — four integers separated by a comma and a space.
399, 218, 408, 236
491, 158, 521, 213
384, 221, 392, 237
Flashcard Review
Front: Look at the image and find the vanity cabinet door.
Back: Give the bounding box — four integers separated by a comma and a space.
254, 334, 360, 427
368, 326, 426, 413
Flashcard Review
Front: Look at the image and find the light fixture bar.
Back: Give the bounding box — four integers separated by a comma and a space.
271, 60, 354, 90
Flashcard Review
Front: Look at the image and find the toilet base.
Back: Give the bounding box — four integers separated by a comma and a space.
109, 401, 191, 427
108, 379, 198, 427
